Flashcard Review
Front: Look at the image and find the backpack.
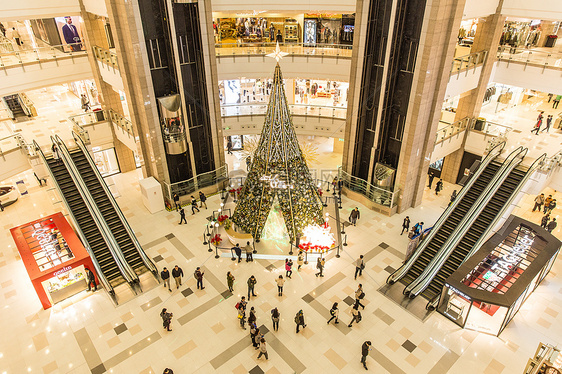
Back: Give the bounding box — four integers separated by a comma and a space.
294, 314, 300, 324
194, 271, 198, 279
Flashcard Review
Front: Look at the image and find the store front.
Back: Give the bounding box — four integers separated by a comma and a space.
92, 146, 120, 176
438, 216, 560, 336
65, 79, 100, 108
10, 213, 97, 309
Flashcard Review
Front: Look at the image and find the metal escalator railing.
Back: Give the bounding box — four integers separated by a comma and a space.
386, 141, 506, 285
53, 136, 140, 287
424, 152, 548, 310
406, 146, 528, 298
33, 140, 117, 300
71, 132, 159, 278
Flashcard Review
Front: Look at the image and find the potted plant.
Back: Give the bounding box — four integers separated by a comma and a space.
210, 234, 222, 246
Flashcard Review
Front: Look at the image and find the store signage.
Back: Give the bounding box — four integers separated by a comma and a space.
53, 266, 72, 277
448, 285, 471, 301
260, 174, 293, 189
31, 227, 59, 259
490, 235, 534, 277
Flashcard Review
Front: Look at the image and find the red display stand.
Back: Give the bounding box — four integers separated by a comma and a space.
10, 212, 97, 309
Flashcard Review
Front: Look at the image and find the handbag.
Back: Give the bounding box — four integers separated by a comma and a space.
358, 292, 365, 299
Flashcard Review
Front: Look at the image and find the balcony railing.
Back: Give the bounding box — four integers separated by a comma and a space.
450, 50, 488, 76
221, 103, 347, 119
92, 45, 119, 70
470, 119, 512, 137
162, 165, 229, 200
215, 42, 352, 59
435, 117, 472, 145
0, 42, 86, 70
496, 46, 562, 69
338, 168, 399, 208
69, 109, 134, 145
106, 109, 134, 137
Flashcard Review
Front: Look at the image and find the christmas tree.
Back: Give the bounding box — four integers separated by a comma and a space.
232, 49, 323, 242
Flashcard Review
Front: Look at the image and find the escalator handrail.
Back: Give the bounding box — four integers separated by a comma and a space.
32, 140, 115, 296
71, 132, 158, 276
53, 136, 139, 285
386, 141, 506, 284
460, 152, 547, 264
407, 146, 528, 297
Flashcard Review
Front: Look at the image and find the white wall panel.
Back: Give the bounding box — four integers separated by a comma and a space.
83, 121, 113, 150
462, 0, 499, 19
430, 131, 466, 163
443, 66, 483, 100
82, 0, 108, 17
97, 61, 125, 91
0, 0, 80, 21
217, 55, 351, 82
502, 0, 562, 20
222, 115, 346, 138
0, 56, 92, 97
112, 123, 137, 152
492, 61, 562, 94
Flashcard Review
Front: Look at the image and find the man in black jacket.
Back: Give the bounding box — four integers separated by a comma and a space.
85, 268, 97, 291
233, 243, 242, 262
361, 341, 372, 370
172, 265, 183, 289
161, 267, 171, 292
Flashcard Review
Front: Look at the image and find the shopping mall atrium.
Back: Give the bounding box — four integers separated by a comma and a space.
1, 0, 562, 373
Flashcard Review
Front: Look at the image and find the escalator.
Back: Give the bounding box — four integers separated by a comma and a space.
67, 147, 151, 276
398, 160, 502, 287
3, 94, 26, 119
420, 165, 528, 301
45, 155, 126, 288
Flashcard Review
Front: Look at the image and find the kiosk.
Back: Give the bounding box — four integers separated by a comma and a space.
10, 213, 97, 309
437, 216, 560, 336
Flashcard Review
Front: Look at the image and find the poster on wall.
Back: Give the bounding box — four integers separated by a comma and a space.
54, 16, 84, 52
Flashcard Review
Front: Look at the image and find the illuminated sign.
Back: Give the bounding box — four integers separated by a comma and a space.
448, 285, 471, 301
53, 266, 72, 277
490, 235, 534, 277
260, 174, 293, 189
32, 227, 60, 260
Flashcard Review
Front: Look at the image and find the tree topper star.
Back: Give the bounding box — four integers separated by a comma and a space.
266, 42, 289, 62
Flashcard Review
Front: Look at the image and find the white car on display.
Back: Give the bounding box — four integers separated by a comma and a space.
0, 185, 19, 207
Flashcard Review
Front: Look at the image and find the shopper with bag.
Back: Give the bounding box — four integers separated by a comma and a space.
355, 284, 366, 309
349, 207, 360, 226
348, 304, 362, 327
271, 307, 280, 331
354, 255, 365, 279
160, 308, 173, 331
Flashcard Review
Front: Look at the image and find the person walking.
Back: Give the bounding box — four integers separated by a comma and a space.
271, 307, 280, 331
276, 275, 285, 297
190, 196, 200, 214
248, 307, 257, 327
547, 218, 557, 233
553, 94, 562, 109
327, 302, 340, 324
532, 112, 543, 135
194, 267, 205, 290
413, 221, 424, 236
236, 296, 247, 329
160, 308, 173, 332
257, 338, 268, 360
401, 216, 410, 235
244, 241, 253, 262
354, 255, 365, 280
233, 243, 242, 263
348, 304, 362, 327
285, 258, 293, 278
80, 94, 90, 112
533, 193, 545, 212
542, 115, 553, 132
361, 341, 372, 370
541, 214, 550, 229
227, 271, 235, 292
226, 139, 233, 154
295, 310, 306, 333
85, 268, 97, 291
198, 191, 207, 209
297, 251, 304, 270
435, 179, 443, 195
172, 265, 183, 289
251, 324, 260, 348
173, 193, 180, 210
247, 275, 257, 300
349, 207, 360, 226
315, 257, 325, 277
449, 190, 458, 206
161, 267, 172, 292
428, 172, 435, 188
544, 195, 554, 214
547, 199, 557, 214
178, 207, 187, 224
355, 284, 366, 309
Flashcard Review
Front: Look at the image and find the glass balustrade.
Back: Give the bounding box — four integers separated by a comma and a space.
215, 42, 352, 58
220, 103, 347, 119
496, 46, 562, 68
0, 43, 86, 69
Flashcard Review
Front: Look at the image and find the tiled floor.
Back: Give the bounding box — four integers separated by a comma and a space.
0, 157, 561, 373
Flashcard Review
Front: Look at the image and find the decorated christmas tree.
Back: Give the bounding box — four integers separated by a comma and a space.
232, 48, 323, 242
